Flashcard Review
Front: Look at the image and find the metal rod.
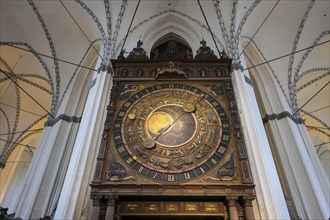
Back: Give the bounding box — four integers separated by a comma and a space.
120, 0, 141, 52
293, 81, 329, 115
8, 45, 98, 72
242, 40, 330, 71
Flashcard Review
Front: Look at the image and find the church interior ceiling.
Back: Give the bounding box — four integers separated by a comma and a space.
0, 0, 329, 170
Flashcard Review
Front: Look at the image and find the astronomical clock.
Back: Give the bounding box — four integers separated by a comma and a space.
90, 40, 255, 220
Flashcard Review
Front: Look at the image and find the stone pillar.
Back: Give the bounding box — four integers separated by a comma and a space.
243, 197, 255, 220
105, 196, 117, 220
14, 123, 74, 219
12, 52, 100, 219
53, 69, 112, 219
231, 68, 290, 220
241, 44, 330, 219
227, 196, 239, 220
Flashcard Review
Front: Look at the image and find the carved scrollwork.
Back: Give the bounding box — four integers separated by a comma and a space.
173, 156, 193, 169
150, 158, 169, 169
218, 153, 236, 180
224, 81, 233, 90
126, 40, 149, 60
207, 84, 224, 96
106, 159, 136, 182
155, 61, 188, 79
204, 153, 237, 182
119, 84, 138, 100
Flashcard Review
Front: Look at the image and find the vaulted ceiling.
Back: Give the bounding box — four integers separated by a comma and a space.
0, 0, 329, 168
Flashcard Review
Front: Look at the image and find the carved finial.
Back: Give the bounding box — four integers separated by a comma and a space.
126, 40, 149, 60
200, 39, 206, 47
220, 50, 229, 59
117, 49, 126, 60
137, 40, 143, 48
195, 39, 217, 59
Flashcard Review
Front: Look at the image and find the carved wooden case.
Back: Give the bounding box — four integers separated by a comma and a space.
91, 59, 253, 199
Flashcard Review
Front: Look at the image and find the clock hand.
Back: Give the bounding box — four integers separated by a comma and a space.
156, 126, 170, 134
158, 93, 205, 134
154, 110, 186, 140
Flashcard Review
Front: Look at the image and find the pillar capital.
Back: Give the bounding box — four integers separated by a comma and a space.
90, 195, 103, 206
104, 195, 118, 206
243, 196, 255, 207
226, 196, 239, 207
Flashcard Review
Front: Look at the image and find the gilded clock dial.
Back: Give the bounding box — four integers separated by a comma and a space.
146, 105, 197, 147
113, 84, 230, 183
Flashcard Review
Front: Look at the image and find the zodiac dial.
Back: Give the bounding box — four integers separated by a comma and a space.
113, 84, 230, 183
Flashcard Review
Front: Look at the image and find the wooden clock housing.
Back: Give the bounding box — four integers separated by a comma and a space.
90, 46, 255, 219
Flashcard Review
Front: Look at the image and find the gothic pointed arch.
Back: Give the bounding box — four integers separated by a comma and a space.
149, 34, 193, 60
140, 14, 202, 56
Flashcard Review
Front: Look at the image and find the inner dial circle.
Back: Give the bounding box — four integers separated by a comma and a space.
146, 105, 197, 148
147, 112, 173, 134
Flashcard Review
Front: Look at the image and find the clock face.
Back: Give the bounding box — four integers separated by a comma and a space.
113, 84, 230, 183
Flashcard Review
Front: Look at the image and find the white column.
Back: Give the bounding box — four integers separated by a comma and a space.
0, 146, 29, 212
12, 56, 97, 219
298, 124, 330, 209
53, 69, 112, 219
241, 43, 330, 219
231, 69, 290, 220
14, 124, 62, 218
268, 116, 330, 219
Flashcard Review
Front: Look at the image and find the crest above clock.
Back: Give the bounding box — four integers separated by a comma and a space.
111, 59, 232, 81
113, 39, 232, 81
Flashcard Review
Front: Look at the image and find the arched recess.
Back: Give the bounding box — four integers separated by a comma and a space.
140, 14, 202, 56
150, 33, 191, 51
149, 33, 193, 60
0, 134, 41, 211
